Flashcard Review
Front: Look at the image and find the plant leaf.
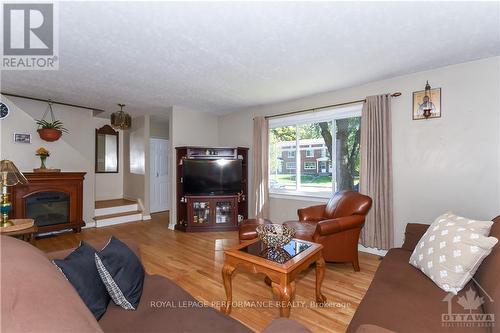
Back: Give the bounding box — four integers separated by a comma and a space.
35, 118, 69, 133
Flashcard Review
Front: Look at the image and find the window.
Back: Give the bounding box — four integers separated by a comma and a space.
304, 162, 316, 170
268, 104, 361, 197
269, 126, 296, 191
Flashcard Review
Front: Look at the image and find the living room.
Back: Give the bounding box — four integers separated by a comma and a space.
1, 2, 499, 333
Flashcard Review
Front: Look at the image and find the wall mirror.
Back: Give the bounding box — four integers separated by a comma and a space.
95, 125, 119, 173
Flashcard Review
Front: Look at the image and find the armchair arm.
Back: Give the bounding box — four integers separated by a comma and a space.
298, 204, 326, 221
401, 223, 430, 251
315, 215, 365, 237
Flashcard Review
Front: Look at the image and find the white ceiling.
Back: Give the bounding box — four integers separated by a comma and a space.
1, 1, 499, 116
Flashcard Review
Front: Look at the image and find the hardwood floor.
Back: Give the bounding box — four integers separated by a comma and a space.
34, 212, 380, 332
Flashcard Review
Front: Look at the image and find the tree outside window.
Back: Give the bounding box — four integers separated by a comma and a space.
269, 108, 361, 196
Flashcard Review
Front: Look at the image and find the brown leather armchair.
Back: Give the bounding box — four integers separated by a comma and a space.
284, 191, 372, 271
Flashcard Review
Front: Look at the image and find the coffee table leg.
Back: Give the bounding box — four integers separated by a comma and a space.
264, 275, 272, 286
271, 281, 295, 318
221, 264, 236, 314
315, 256, 327, 303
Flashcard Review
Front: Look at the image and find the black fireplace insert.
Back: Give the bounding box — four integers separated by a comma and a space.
25, 191, 70, 227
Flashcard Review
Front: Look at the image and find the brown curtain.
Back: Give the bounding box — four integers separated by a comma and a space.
252, 116, 270, 219
360, 94, 394, 250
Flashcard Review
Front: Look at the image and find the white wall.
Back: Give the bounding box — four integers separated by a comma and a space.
171, 106, 219, 145
0, 96, 97, 225
123, 115, 148, 212
218, 57, 500, 246
168, 106, 219, 228
94, 117, 124, 201
150, 115, 169, 139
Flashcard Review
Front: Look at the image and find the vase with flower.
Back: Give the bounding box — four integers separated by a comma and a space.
34, 148, 61, 173
35, 147, 50, 170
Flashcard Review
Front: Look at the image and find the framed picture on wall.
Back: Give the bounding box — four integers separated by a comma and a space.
412, 87, 441, 120
14, 133, 32, 143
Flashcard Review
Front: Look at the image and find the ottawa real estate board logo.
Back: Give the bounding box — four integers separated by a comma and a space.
2, 2, 59, 70
442, 283, 495, 328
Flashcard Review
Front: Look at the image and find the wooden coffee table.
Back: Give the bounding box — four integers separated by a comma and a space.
221, 238, 326, 318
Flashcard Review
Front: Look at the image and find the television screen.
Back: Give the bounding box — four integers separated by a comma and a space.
183, 159, 242, 195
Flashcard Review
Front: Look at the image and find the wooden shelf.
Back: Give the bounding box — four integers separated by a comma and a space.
189, 155, 236, 158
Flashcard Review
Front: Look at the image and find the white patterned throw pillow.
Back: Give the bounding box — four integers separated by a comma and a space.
409, 213, 498, 294
431, 212, 494, 236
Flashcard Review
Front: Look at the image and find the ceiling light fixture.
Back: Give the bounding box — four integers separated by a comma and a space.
110, 103, 131, 129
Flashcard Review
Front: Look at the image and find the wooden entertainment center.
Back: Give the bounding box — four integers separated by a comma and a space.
174, 146, 248, 232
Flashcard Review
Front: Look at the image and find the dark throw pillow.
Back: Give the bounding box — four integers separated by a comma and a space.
95, 236, 145, 310
53, 241, 110, 320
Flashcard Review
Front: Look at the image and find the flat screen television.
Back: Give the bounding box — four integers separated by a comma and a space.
183, 159, 242, 195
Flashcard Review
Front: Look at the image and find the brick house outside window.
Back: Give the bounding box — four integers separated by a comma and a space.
277, 139, 331, 175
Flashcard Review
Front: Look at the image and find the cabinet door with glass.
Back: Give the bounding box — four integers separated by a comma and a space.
214, 197, 237, 226
186, 195, 238, 230
187, 197, 211, 226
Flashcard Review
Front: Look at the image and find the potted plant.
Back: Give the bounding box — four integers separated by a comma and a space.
36, 119, 68, 142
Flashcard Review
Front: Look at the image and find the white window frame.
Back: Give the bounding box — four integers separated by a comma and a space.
304, 161, 316, 170
287, 150, 295, 158
285, 162, 296, 170
269, 103, 362, 199
305, 149, 314, 157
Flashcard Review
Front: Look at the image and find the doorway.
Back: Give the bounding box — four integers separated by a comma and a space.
149, 138, 170, 213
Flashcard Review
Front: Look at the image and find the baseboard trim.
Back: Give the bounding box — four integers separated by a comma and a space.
82, 221, 96, 229
358, 244, 388, 257
142, 215, 152, 221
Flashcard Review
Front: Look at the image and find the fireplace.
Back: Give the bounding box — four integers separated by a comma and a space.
26, 191, 70, 227
9, 172, 86, 233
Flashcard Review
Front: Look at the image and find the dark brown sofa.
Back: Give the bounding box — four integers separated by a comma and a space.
347, 216, 500, 333
1, 236, 310, 332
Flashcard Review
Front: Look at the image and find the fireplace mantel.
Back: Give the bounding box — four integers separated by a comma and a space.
9, 172, 86, 234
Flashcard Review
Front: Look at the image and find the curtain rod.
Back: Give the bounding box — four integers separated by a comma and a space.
264, 92, 401, 120
1, 92, 105, 114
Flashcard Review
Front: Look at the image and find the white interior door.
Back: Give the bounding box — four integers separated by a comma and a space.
150, 138, 170, 213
